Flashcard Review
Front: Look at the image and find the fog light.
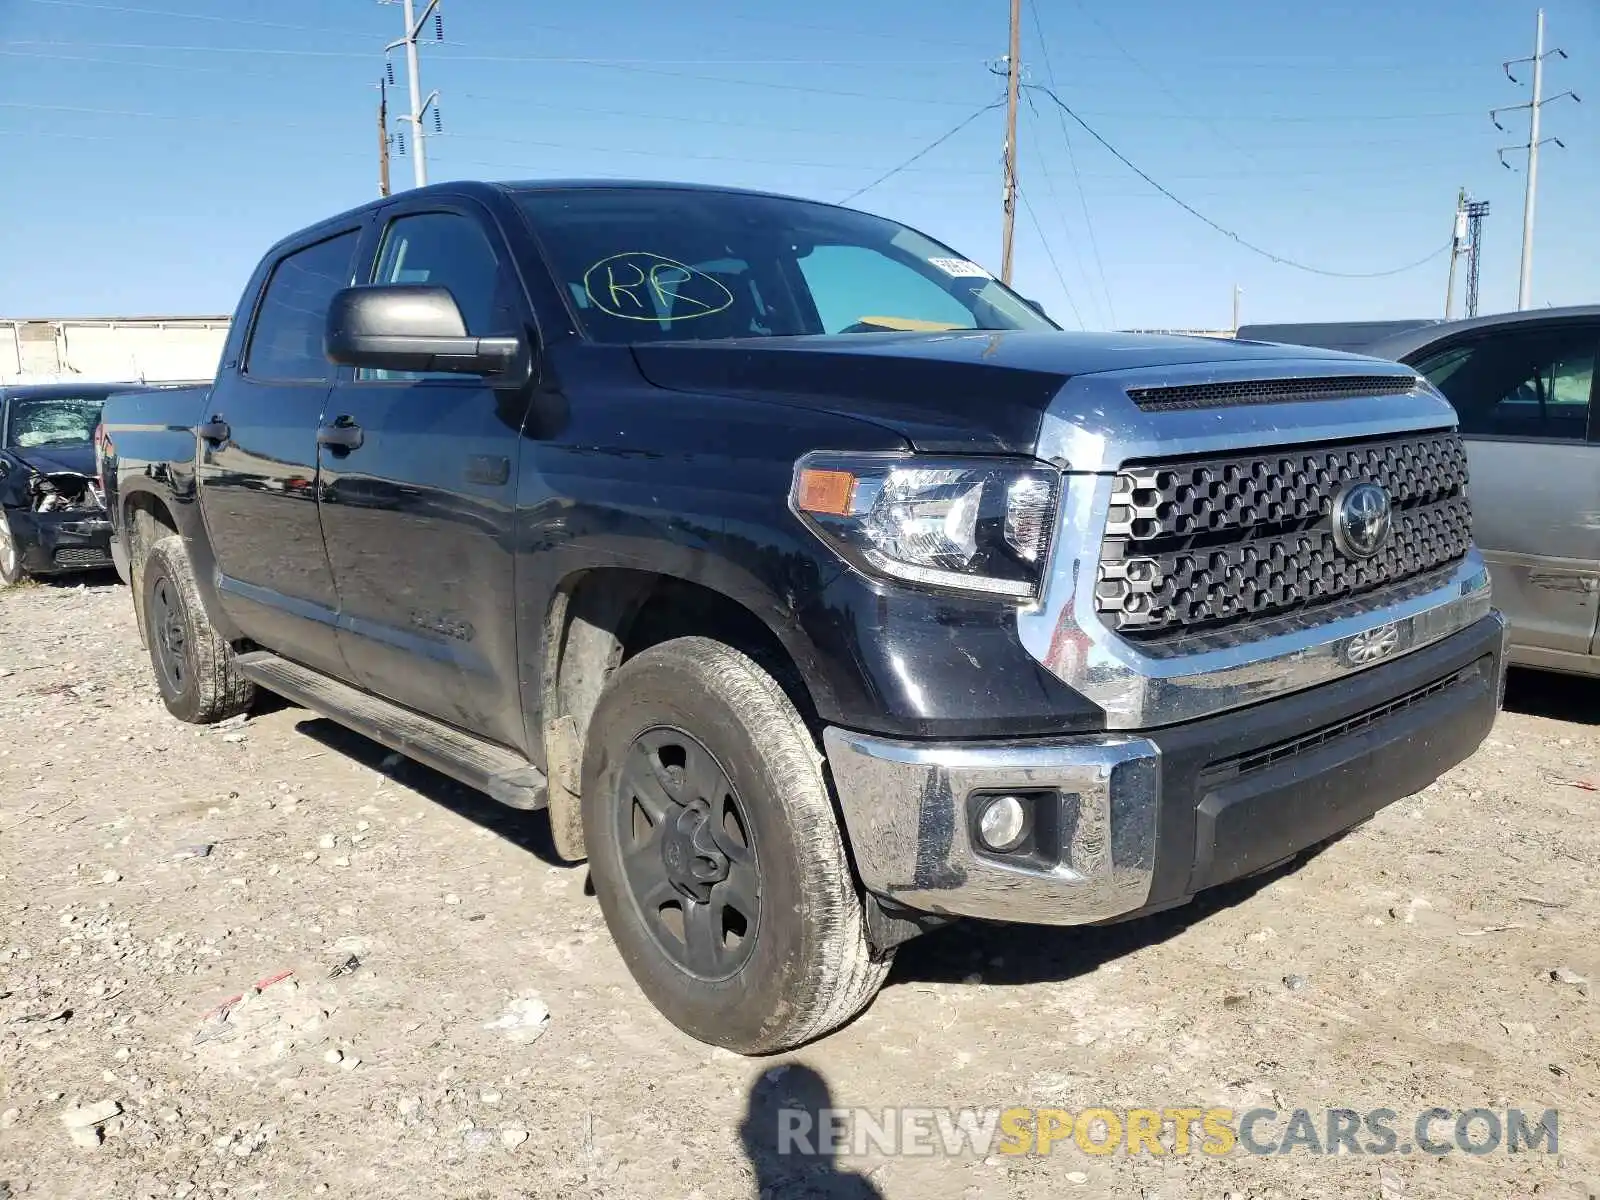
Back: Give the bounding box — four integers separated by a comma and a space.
976, 794, 1029, 853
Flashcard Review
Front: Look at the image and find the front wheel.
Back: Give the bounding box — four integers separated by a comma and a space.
0, 511, 26, 586
139, 534, 255, 723
581, 636, 889, 1054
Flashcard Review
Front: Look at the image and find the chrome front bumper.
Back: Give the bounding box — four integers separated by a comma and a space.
823, 727, 1162, 924
824, 611, 1508, 926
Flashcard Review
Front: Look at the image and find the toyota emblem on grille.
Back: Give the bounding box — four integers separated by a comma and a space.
1343, 621, 1401, 666
1332, 482, 1393, 559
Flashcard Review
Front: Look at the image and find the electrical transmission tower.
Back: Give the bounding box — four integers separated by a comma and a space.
1444, 191, 1491, 319
382, 0, 445, 189
1464, 200, 1489, 318
1491, 8, 1580, 309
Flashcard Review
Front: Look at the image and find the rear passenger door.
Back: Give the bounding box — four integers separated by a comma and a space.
197, 228, 361, 679
1413, 319, 1600, 663
317, 199, 533, 750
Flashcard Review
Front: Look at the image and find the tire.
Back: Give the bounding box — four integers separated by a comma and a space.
140, 534, 255, 723
581, 636, 890, 1054
0, 510, 26, 586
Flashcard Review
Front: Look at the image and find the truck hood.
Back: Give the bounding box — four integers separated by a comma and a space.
6, 442, 96, 476
631, 330, 1372, 454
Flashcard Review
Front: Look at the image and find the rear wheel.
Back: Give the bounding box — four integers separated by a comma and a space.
0, 511, 25, 586
582, 636, 889, 1055
140, 534, 255, 723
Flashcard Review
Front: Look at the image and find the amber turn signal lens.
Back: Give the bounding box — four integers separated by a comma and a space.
795, 467, 857, 516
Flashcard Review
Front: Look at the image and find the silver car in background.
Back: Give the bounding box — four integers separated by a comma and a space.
1243, 305, 1599, 678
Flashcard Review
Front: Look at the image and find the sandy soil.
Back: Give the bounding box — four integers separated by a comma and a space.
1, 575, 1596, 1200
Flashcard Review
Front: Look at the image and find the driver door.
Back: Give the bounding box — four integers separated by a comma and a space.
316, 198, 535, 750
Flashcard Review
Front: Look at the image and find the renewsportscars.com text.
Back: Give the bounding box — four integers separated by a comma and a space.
776, 1106, 1559, 1158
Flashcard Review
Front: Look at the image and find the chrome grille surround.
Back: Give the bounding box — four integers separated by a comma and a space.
1015, 356, 1497, 729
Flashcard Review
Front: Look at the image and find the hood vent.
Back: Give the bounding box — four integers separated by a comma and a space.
1127, 374, 1420, 413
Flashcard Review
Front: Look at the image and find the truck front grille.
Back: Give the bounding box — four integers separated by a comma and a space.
1095, 430, 1471, 640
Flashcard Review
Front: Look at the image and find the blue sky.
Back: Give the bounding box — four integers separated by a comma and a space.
1, 0, 1594, 329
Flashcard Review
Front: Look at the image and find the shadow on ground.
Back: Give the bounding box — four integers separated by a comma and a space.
1502, 666, 1599, 726
886, 845, 1317, 992
6, 568, 121, 592
272, 706, 1340, 992
290, 715, 568, 868
740, 1062, 885, 1199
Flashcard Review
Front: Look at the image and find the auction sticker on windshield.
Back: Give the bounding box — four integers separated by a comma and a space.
927, 257, 993, 279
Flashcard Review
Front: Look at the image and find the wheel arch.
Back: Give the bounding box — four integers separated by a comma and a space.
540, 566, 825, 862
119, 477, 238, 645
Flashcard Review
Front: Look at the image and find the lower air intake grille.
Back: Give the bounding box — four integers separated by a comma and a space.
1208, 663, 1481, 779
54, 547, 111, 567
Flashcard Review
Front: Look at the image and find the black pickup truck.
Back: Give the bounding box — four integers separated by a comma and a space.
100, 179, 1506, 1054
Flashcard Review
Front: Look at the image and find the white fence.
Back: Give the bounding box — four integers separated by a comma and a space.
1, 317, 231, 385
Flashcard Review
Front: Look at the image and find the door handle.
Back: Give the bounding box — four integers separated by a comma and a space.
198, 417, 230, 443
317, 418, 364, 453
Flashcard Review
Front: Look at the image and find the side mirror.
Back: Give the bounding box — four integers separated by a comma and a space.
324, 284, 523, 376
1021, 297, 1049, 318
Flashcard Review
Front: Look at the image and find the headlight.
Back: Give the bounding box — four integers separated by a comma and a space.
789, 451, 1061, 599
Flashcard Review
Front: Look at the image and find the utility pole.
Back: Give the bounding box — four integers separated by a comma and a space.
1232, 285, 1241, 334
377, 77, 391, 198
1492, 8, 1579, 309
384, 0, 443, 190
1000, 0, 1021, 284
1444, 187, 1465, 318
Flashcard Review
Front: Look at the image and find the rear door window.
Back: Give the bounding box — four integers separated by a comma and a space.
243, 231, 360, 383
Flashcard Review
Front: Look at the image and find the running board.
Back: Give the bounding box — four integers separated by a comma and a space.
235, 651, 548, 811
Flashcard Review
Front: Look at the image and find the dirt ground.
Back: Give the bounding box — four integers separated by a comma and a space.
1, 575, 1596, 1200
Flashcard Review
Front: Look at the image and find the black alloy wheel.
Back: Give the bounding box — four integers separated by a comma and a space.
616, 725, 761, 981
149, 572, 189, 696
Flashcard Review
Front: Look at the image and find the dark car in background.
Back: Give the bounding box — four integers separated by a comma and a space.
0, 381, 188, 585
1242, 305, 1600, 677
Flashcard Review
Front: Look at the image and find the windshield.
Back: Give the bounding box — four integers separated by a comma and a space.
3, 393, 109, 450
515, 188, 1057, 345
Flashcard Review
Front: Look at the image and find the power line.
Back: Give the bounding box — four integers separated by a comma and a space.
0, 44, 988, 109
437, 132, 963, 174
0, 39, 993, 108
1025, 84, 1451, 279
1056, 0, 1266, 171
0, 46, 274, 75
838, 100, 1004, 204
12, 0, 373, 38
10, 0, 988, 57
1020, 101, 1103, 327
1072, 109, 1488, 124
0, 38, 972, 67
0, 126, 119, 142
1025, 0, 1115, 325
0, 98, 322, 128
456, 92, 973, 138
710, 10, 991, 53
2, 38, 367, 57
14, 0, 987, 54
1017, 187, 1086, 331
